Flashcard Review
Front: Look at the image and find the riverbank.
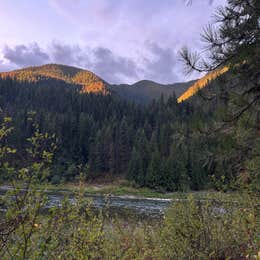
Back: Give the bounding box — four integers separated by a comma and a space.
28, 181, 237, 201
1, 179, 240, 201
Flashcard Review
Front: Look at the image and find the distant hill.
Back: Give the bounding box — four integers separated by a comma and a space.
111, 80, 195, 104
0, 64, 110, 95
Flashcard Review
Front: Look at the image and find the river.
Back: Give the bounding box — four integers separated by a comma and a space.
0, 186, 172, 219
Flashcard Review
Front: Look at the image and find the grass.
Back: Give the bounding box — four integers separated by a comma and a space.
39, 182, 168, 197
35, 181, 237, 201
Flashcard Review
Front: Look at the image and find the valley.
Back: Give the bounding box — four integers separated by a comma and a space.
0, 0, 259, 257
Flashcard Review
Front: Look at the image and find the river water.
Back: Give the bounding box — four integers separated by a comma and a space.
0, 186, 172, 219
47, 192, 172, 218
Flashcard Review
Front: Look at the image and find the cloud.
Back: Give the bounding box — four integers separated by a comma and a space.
0, 0, 228, 83
0, 41, 193, 84
144, 42, 179, 83
48, 42, 139, 83
3, 43, 50, 67
50, 41, 88, 66
0, 58, 15, 72
91, 47, 139, 83
47, 42, 183, 83
1, 42, 141, 83
49, 42, 140, 83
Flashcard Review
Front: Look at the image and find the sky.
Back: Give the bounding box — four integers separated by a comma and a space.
0, 0, 227, 84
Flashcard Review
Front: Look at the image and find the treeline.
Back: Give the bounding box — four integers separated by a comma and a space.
0, 77, 241, 191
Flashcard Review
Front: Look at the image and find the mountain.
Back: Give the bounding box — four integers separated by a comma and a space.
0, 64, 197, 104
2, 63, 230, 104
0, 64, 110, 95
0, 62, 248, 192
111, 80, 195, 104
0, 66, 215, 191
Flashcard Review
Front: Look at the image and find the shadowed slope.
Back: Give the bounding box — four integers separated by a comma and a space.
111, 80, 196, 104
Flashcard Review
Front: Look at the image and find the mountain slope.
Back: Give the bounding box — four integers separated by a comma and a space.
177, 67, 229, 103
0, 64, 110, 95
111, 80, 195, 104
0, 64, 198, 104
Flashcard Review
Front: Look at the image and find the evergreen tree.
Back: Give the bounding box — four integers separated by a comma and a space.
118, 117, 131, 173
127, 148, 145, 186
181, 0, 260, 190
89, 130, 104, 175
146, 150, 161, 188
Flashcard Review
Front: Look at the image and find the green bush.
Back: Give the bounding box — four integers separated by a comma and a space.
157, 195, 259, 259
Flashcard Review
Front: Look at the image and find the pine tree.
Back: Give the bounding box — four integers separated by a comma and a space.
89, 130, 104, 175
78, 113, 92, 162
127, 148, 145, 186
118, 117, 131, 173
146, 150, 161, 188
181, 0, 260, 190
167, 144, 190, 191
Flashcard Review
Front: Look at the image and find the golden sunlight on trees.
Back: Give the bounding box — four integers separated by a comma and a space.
178, 66, 229, 102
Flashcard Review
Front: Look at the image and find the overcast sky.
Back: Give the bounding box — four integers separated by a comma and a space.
0, 0, 227, 84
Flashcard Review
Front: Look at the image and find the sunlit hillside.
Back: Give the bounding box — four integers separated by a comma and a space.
0, 64, 110, 95
177, 66, 229, 103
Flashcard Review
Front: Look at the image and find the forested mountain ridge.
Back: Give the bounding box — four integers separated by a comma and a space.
111, 79, 196, 104
0, 63, 231, 104
0, 64, 110, 95
0, 74, 210, 190
0, 62, 257, 191
0, 64, 196, 103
